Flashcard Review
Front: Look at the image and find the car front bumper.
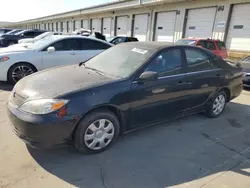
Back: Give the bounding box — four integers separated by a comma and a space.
7, 102, 76, 148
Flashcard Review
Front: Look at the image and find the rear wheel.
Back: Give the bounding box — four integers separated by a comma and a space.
74, 110, 120, 154
8, 42, 16, 46
205, 91, 227, 118
8, 63, 36, 84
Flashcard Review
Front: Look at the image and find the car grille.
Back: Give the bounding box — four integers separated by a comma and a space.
11, 92, 27, 107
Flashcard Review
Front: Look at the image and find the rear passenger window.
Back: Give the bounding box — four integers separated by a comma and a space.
216, 41, 226, 50
80, 39, 111, 50
185, 48, 211, 72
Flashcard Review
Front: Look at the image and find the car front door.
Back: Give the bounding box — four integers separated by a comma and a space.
41, 39, 80, 69
182, 47, 221, 109
129, 47, 192, 128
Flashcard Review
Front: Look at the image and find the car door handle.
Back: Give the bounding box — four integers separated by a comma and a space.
178, 81, 192, 85
216, 74, 220, 77
69, 52, 75, 55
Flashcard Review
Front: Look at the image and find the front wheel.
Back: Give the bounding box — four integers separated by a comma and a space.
205, 91, 227, 118
74, 110, 120, 154
8, 63, 36, 84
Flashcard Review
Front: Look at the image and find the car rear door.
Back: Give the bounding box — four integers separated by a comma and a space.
129, 47, 193, 128
41, 38, 80, 69
181, 47, 222, 109
77, 39, 111, 63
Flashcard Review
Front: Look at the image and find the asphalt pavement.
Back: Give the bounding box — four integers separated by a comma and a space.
0, 82, 250, 188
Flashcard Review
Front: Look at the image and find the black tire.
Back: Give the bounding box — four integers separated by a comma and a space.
74, 110, 120, 154
8, 63, 37, 85
8, 41, 16, 46
205, 91, 227, 118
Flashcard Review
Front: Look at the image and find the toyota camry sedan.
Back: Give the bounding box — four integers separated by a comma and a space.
0, 35, 112, 84
7, 42, 243, 154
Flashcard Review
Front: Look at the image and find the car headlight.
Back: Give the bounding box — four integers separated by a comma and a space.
0, 57, 9, 62
19, 99, 69, 115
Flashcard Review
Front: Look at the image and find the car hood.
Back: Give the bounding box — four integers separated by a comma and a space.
13, 65, 117, 100
0, 34, 19, 39
0, 45, 31, 53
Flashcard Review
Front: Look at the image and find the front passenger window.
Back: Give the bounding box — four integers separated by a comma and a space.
52, 39, 80, 51
185, 48, 211, 72
146, 48, 183, 76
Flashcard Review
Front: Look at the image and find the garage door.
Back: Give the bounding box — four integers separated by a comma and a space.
185, 7, 217, 38
226, 4, 250, 51
155, 12, 177, 42
76, 20, 81, 30
63, 22, 67, 33
81, 20, 89, 29
103, 17, 112, 37
133, 14, 149, 41
116, 16, 128, 36
92, 19, 101, 32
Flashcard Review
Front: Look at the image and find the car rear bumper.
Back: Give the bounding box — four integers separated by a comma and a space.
7, 103, 76, 148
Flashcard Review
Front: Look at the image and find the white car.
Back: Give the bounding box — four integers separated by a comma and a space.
0, 35, 113, 84
18, 31, 54, 44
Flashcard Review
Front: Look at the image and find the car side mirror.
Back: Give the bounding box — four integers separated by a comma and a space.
47, 46, 55, 53
138, 71, 158, 82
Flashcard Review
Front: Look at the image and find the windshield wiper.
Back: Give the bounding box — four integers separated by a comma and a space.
82, 64, 105, 76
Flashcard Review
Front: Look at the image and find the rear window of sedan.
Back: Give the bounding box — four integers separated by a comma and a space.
176, 39, 196, 45
216, 41, 226, 50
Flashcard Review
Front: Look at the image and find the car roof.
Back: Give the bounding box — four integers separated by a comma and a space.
50, 35, 113, 45
118, 41, 175, 50
181, 38, 224, 42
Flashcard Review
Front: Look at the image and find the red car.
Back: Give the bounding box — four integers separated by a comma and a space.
176, 38, 228, 59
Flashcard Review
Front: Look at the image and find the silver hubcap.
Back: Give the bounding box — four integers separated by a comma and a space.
213, 94, 226, 115
12, 65, 34, 83
84, 119, 115, 150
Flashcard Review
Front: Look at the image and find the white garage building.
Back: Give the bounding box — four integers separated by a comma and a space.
4, 0, 250, 58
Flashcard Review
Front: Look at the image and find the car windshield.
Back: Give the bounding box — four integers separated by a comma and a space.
34, 32, 53, 40
84, 45, 156, 78
176, 39, 196, 45
5, 29, 21, 35
26, 36, 59, 49
14, 30, 26, 35
106, 36, 116, 42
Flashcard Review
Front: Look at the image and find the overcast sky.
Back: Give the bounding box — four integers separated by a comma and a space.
0, 0, 110, 22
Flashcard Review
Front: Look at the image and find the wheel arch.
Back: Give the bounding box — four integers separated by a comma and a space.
7, 62, 38, 82
218, 87, 231, 102
71, 104, 127, 141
